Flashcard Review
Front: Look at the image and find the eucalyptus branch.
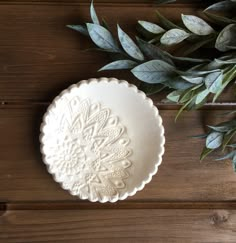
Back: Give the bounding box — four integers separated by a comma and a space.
67, 2, 236, 112
138, 1, 236, 55
196, 112, 236, 171
67, 1, 236, 171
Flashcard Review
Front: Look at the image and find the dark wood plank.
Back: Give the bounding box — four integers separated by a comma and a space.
0, 4, 233, 103
0, 1, 208, 4
1, 209, 236, 242
1, 107, 236, 202
4, 201, 236, 210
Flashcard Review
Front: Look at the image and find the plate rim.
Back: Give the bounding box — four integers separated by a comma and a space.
39, 77, 165, 203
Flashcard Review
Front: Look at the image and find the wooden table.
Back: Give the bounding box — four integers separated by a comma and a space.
1, 0, 236, 242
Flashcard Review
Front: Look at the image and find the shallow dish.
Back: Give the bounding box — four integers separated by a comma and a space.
40, 77, 165, 202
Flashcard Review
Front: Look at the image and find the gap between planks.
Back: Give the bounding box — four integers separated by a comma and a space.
0, 2, 207, 7
1, 201, 236, 212
1, 101, 236, 110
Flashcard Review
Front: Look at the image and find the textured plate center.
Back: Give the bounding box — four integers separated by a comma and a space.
42, 97, 132, 202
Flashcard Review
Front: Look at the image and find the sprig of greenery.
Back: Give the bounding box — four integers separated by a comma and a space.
139, 2, 236, 53
198, 113, 236, 171
67, 2, 236, 115
67, 1, 236, 171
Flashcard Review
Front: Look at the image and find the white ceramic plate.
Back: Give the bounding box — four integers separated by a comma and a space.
40, 78, 165, 202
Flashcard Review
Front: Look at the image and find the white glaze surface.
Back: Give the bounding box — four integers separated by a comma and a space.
40, 78, 165, 202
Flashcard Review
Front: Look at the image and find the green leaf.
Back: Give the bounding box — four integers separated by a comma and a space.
206, 131, 223, 149
191, 84, 203, 90
204, 60, 225, 71
205, 71, 223, 94
215, 57, 236, 64
208, 120, 236, 133
90, 1, 100, 25
67, 25, 89, 36
215, 150, 236, 160
167, 90, 183, 102
204, 0, 236, 13
138, 21, 165, 34
86, 23, 120, 51
181, 14, 215, 36
156, 10, 182, 30
136, 38, 174, 65
226, 45, 236, 50
101, 18, 110, 30
117, 25, 144, 61
182, 68, 221, 76
215, 24, 236, 51
175, 97, 194, 121
148, 35, 162, 44
187, 63, 207, 71
171, 56, 210, 66
186, 96, 199, 110
220, 110, 236, 116
232, 154, 236, 172
165, 76, 195, 90
222, 129, 236, 150
131, 60, 175, 83
194, 97, 207, 109
160, 28, 190, 45
181, 37, 215, 56
139, 83, 165, 95
192, 134, 208, 139
213, 65, 236, 102
98, 60, 137, 71
227, 143, 236, 148
179, 88, 195, 103
200, 147, 214, 161
181, 75, 203, 84
204, 12, 236, 26
195, 89, 210, 104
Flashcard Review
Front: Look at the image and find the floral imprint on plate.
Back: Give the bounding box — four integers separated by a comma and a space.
42, 97, 133, 202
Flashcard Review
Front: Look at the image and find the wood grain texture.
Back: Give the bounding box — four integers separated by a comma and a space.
0, 3, 234, 103
4, 201, 236, 210
0, 1, 236, 242
0, 1, 208, 4
1, 107, 236, 202
1, 209, 236, 243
